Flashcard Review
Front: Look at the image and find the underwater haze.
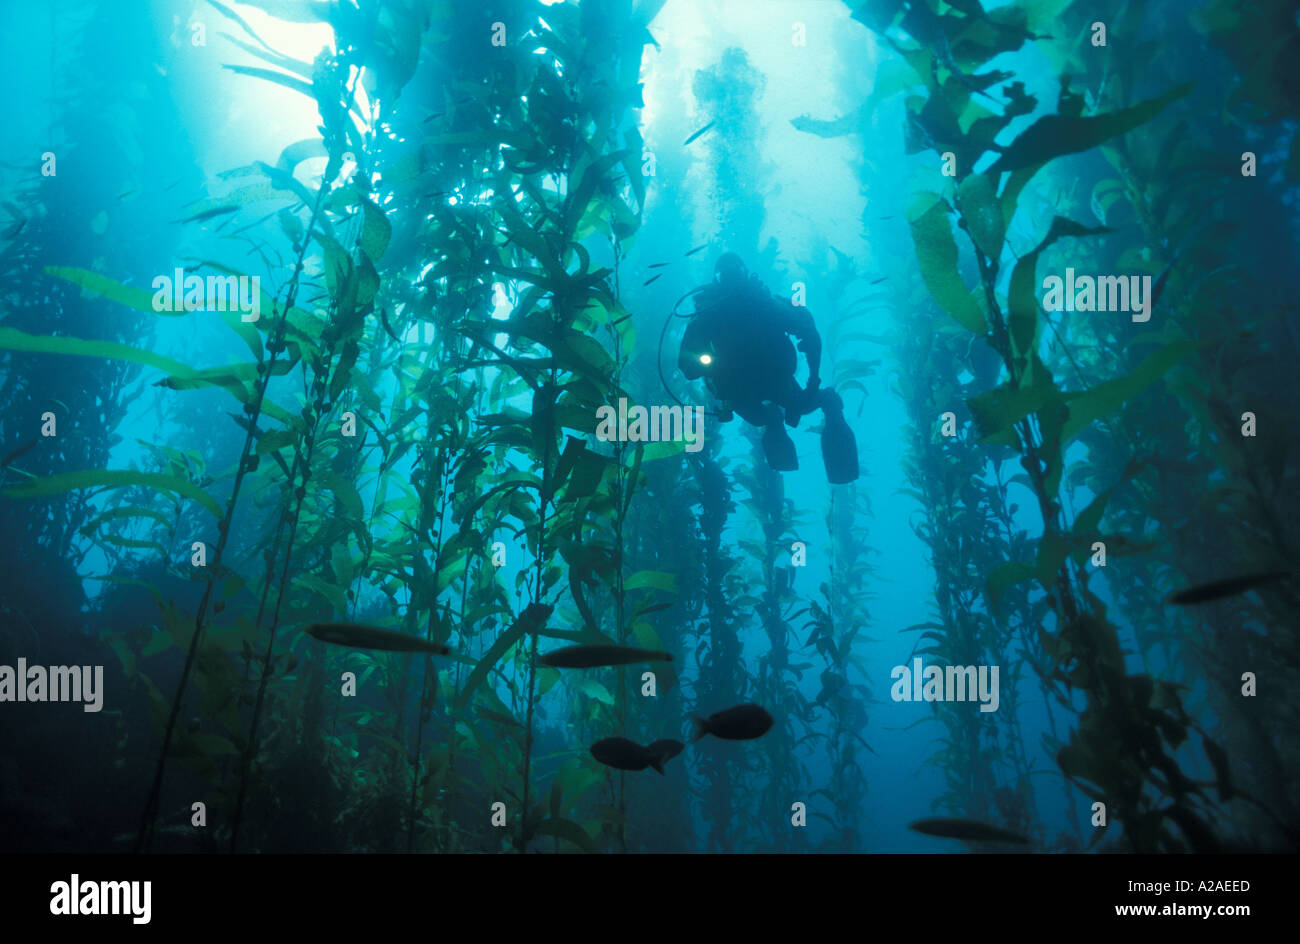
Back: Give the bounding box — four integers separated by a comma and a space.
0, 0, 1297, 855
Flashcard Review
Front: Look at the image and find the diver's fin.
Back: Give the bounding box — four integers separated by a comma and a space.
820, 390, 859, 484
762, 424, 799, 472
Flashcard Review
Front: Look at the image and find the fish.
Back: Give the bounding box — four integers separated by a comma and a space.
908, 817, 1030, 845
648, 739, 684, 765
682, 120, 715, 146
647, 262, 669, 268
685, 243, 709, 256
305, 622, 450, 655
590, 737, 666, 774
692, 704, 774, 741
172, 204, 240, 224
380, 305, 402, 343
538, 644, 673, 668
1, 437, 39, 468
869, 276, 888, 285
1166, 570, 1289, 605
643, 274, 662, 287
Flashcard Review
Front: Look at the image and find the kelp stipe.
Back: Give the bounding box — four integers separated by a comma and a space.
832, 0, 1226, 850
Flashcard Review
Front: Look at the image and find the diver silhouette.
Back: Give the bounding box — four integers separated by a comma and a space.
676, 253, 859, 484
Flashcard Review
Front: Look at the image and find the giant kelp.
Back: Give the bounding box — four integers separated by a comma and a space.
816, 0, 1295, 850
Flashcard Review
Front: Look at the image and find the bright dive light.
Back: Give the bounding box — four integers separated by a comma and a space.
699, 353, 713, 365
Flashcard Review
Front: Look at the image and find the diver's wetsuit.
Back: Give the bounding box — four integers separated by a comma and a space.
676, 265, 857, 482
678, 275, 823, 429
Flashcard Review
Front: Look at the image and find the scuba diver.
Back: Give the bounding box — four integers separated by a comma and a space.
676, 253, 859, 484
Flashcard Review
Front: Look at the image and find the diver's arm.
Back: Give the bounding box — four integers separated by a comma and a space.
786, 305, 822, 386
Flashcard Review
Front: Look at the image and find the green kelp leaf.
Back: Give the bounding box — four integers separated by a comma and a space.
218, 32, 315, 82
1034, 531, 1076, 590
254, 160, 316, 209
986, 561, 1036, 609
999, 162, 1046, 230
562, 450, 608, 501
178, 182, 281, 221
157, 359, 290, 395
199, 280, 266, 361
1023, 0, 1075, 33
552, 435, 587, 490
496, 199, 563, 280
1007, 217, 1112, 369
623, 570, 675, 593
45, 266, 156, 313
234, 0, 331, 23
79, 504, 173, 535
454, 604, 552, 712
318, 470, 365, 519
359, 198, 392, 261
1061, 342, 1198, 444
576, 678, 614, 705
989, 83, 1193, 175
222, 63, 315, 99
3, 469, 222, 518
538, 666, 561, 698
564, 150, 631, 238
48, 264, 267, 361
620, 127, 647, 211
1072, 480, 1119, 541
275, 137, 328, 174
532, 816, 600, 854
967, 367, 1064, 446
100, 534, 169, 556
910, 200, 987, 334
955, 172, 1004, 258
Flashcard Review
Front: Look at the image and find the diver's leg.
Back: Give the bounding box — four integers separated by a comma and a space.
758, 401, 798, 472
731, 397, 798, 471
815, 388, 859, 484
778, 376, 809, 428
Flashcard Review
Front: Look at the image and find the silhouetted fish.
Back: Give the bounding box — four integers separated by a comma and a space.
693, 704, 774, 741
591, 737, 665, 774
648, 739, 684, 765
682, 121, 715, 146
306, 623, 450, 655
1, 437, 38, 468
685, 244, 708, 256
909, 817, 1029, 844
643, 274, 662, 286
1166, 570, 1288, 605
539, 644, 672, 668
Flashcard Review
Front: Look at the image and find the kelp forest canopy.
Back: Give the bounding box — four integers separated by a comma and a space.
0, 0, 1296, 856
